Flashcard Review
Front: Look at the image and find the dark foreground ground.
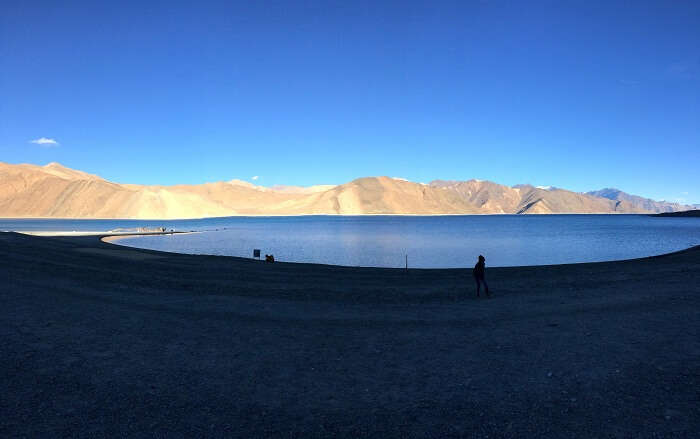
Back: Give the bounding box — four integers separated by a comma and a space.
652, 210, 700, 217
1, 232, 699, 438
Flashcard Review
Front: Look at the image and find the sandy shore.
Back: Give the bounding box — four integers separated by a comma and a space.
16, 230, 190, 237
1, 232, 698, 437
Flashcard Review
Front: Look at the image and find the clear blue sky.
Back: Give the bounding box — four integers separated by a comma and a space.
1, 0, 698, 203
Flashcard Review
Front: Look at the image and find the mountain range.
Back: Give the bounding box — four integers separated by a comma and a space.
0, 162, 694, 219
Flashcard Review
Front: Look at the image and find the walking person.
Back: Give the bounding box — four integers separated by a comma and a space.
473, 255, 490, 297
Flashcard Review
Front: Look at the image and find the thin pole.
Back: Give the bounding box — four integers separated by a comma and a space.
405, 254, 408, 271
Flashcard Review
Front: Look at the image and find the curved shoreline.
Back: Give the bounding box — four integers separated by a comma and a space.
102, 229, 700, 270
100, 230, 198, 243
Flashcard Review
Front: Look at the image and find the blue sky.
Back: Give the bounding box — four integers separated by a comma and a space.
1, 0, 699, 203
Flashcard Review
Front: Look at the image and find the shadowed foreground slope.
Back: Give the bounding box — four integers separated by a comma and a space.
652, 210, 700, 217
1, 232, 699, 437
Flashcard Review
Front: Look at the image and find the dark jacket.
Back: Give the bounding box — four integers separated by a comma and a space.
473, 261, 485, 279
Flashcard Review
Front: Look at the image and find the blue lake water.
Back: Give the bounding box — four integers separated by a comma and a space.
3, 215, 699, 268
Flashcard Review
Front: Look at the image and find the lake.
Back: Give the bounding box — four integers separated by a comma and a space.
3, 215, 699, 268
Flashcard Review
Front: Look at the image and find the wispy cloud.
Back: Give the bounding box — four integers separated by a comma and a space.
29, 137, 59, 146
667, 58, 700, 79
251, 175, 259, 181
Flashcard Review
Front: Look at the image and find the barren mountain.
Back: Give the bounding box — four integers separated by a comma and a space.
266, 177, 480, 215
268, 184, 337, 194
429, 180, 524, 213
585, 188, 692, 213
0, 162, 227, 218
0, 162, 689, 219
429, 180, 648, 214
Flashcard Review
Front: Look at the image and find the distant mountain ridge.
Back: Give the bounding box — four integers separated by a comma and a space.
0, 162, 693, 219
585, 188, 689, 213
428, 180, 655, 214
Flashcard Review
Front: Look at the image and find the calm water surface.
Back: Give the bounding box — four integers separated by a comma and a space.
3, 215, 699, 268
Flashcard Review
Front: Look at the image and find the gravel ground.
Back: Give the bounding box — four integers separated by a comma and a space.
1, 232, 699, 438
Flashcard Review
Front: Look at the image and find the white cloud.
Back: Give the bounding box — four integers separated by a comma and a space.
251, 176, 259, 181
682, 191, 689, 195
29, 137, 59, 146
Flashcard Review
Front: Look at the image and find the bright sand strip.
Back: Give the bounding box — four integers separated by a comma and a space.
14, 230, 195, 238
17, 231, 118, 236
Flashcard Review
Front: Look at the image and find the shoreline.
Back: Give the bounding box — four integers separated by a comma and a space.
100, 230, 199, 243
102, 227, 700, 269
0, 212, 664, 221
9, 213, 699, 268
15, 230, 196, 238
107, 231, 700, 269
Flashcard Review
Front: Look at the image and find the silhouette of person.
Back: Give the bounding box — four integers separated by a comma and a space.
473, 255, 489, 297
